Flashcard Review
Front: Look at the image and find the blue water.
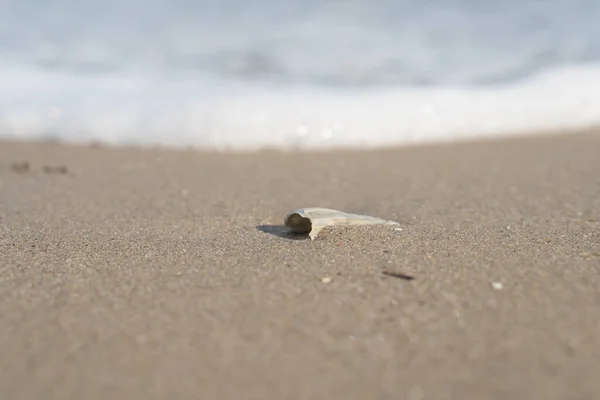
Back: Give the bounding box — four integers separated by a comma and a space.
2, 0, 600, 150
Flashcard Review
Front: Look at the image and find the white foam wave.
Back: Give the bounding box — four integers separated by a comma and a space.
2, 64, 600, 151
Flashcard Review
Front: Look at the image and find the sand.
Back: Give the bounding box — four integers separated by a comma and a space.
1, 131, 600, 400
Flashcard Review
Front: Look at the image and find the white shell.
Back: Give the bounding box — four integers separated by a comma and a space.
284, 207, 400, 240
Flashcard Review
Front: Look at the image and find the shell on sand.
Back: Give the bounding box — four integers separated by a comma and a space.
284, 207, 399, 240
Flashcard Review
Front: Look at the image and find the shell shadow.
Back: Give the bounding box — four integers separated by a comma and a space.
256, 225, 309, 240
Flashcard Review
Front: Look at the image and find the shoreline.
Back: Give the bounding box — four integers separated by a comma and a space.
2, 123, 599, 154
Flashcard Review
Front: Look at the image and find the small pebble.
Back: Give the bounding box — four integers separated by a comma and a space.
321, 276, 332, 284
394, 227, 403, 231
490, 281, 504, 290
11, 161, 30, 173
43, 165, 68, 174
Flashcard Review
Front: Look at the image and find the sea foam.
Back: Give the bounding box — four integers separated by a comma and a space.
2, 63, 600, 151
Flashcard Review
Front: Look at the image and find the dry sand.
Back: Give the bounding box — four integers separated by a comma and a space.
1, 131, 599, 400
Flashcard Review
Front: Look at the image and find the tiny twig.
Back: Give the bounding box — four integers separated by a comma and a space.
382, 270, 415, 281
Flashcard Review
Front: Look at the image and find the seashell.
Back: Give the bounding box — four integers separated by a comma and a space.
284, 207, 400, 240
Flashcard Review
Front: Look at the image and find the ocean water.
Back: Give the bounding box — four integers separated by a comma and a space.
2, 0, 600, 150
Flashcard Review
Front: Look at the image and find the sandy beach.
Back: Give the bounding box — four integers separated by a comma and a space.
1, 131, 599, 399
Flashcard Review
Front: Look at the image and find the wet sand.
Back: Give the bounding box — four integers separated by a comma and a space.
1, 131, 599, 399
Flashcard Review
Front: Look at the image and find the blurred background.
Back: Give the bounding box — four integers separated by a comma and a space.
2, 0, 600, 150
